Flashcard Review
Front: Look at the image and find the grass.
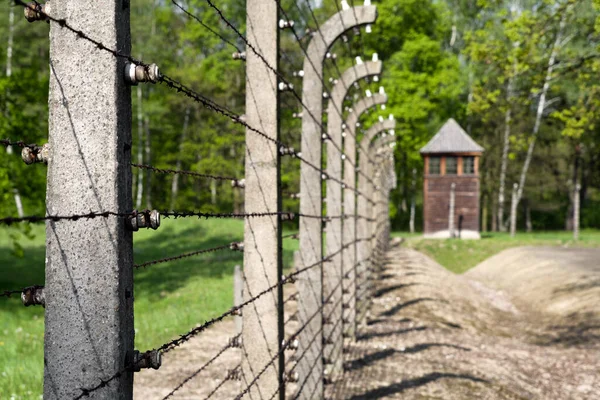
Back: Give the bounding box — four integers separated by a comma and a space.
0, 219, 298, 399
400, 230, 600, 274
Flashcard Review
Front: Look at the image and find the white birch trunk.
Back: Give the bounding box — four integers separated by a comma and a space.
498, 70, 515, 232
144, 116, 152, 209
135, 85, 144, 209
449, 183, 456, 238
515, 9, 568, 206
210, 180, 217, 205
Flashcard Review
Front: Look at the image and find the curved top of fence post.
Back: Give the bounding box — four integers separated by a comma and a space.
346, 93, 387, 139
326, 60, 382, 119
372, 148, 395, 191
303, 6, 378, 74
360, 118, 396, 155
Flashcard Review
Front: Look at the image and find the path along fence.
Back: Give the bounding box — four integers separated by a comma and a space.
1, 0, 398, 399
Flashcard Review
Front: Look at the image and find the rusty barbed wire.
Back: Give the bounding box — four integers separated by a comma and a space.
161, 210, 295, 220
1, 287, 33, 298
134, 244, 235, 269
162, 334, 241, 400
275, 0, 360, 138
14, 1, 378, 205
131, 163, 238, 182
170, 0, 242, 52
0, 211, 132, 226
74, 239, 359, 398
202, 365, 241, 400
180, 0, 358, 164
236, 277, 343, 400
289, 300, 343, 398
283, 292, 298, 305
0, 138, 37, 148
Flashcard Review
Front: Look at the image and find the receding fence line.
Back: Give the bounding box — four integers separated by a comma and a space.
0, 1, 397, 399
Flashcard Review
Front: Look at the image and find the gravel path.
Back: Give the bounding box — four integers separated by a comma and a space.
134, 244, 600, 399
327, 245, 600, 399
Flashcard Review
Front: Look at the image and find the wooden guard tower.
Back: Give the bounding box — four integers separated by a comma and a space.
420, 119, 484, 239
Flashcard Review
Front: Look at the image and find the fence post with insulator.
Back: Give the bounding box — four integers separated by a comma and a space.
242, 0, 283, 397
43, 0, 134, 398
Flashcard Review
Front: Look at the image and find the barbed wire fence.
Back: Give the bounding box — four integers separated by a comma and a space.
1, 0, 398, 399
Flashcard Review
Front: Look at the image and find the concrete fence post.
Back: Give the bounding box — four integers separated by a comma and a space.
242, 0, 282, 397
449, 182, 456, 238
324, 59, 381, 378
348, 94, 387, 337
297, 5, 377, 397
371, 136, 395, 261
355, 118, 395, 328
234, 265, 243, 339
510, 183, 518, 237
44, 1, 134, 398
574, 183, 581, 241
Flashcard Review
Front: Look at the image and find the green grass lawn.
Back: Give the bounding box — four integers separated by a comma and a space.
0, 219, 298, 399
399, 230, 600, 274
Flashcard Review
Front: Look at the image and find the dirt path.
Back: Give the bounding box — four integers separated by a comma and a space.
134, 244, 599, 399
328, 245, 600, 399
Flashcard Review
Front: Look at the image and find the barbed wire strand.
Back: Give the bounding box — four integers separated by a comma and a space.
202, 364, 241, 400
131, 163, 239, 182
161, 334, 241, 399
170, 0, 242, 52
134, 244, 235, 269
233, 272, 343, 400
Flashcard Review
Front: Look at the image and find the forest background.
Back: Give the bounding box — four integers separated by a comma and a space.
1, 0, 600, 240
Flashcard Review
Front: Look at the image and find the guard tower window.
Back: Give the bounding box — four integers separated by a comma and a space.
446, 157, 457, 175
429, 157, 440, 175
463, 156, 475, 174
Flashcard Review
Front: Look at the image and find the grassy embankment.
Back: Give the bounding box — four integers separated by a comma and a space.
0, 219, 298, 399
396, 230, 600, 274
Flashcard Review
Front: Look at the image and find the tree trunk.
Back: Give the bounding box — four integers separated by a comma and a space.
6, 6, 13, 78
135, 85, 144, 209
400, 152, 407, 212
515, 8, 568, 208
524, 198, 532, 232
491, 197, 498, 232
144, 115, 152, 209
210, 180, 217, 205
498, 69, 516, 232
449, 183, 456, 238
481, 194, 488, 232
5, 6, 24, 218
170, 108, 191, 210
510, 183, 518, 237
409, 168, 416, 233
574, 183, 581, 241
566, 145, 581, 230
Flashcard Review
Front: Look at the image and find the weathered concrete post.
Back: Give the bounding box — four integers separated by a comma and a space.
574, 183, 581, 241
449, 182, 456, 238
297, 5, 376, 397
348, 93, 387, 337
243, 0, 282, 397
510, 183, 518, 237
44, 1, 134, 398
234, 265, 243, 338
371, 136, 395, 265
324, 59, 381, 378
355, 118, 395, 327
